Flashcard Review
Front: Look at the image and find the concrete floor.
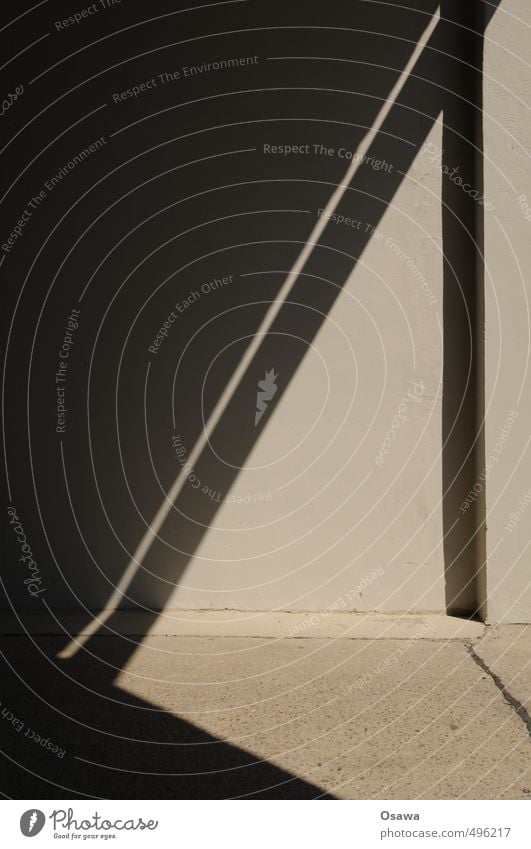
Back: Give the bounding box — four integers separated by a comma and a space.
0, 613, 529, 799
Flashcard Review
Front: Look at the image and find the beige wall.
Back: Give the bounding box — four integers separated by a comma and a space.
168, 137, 449, 612
481, 0, 531, 622
7, 2, 528, 623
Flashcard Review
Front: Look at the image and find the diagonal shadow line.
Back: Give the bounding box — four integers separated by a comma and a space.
59, 6, 442, 659
58, 0, 496, 672
483, 0, 502, 28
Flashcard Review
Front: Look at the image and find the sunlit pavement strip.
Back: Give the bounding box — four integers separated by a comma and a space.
0, 611, 485, 639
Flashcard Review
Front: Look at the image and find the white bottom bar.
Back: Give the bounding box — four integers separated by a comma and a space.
3, 800, 528, 848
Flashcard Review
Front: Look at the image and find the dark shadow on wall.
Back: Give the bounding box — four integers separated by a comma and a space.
441, 0, 500, 615
440, 3, 478, 616
470, 0, 495, 622
0, 0, 499, 797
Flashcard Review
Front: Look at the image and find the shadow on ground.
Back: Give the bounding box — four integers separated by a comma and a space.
0, 635, 333, 799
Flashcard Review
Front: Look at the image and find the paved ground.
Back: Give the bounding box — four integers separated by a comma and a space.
0, 613, 529, 799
